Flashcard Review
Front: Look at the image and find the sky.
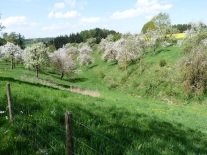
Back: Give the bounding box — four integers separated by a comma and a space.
0, 0, 207, 39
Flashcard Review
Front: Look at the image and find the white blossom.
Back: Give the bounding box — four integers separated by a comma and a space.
0, 111, 5, 114
23, 42, 49, 78
201, 38, 207, 47
50, 47, 75, 79
185, 21, 206, 38
116, 35, 140, 68
102, 38, 124, 62
77, 44, 94, 67
98, 35, 114, 52
0, 42, 23, 68
161, 41, 171, 48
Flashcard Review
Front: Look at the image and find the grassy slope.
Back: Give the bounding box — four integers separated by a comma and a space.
1, 46, 207, 154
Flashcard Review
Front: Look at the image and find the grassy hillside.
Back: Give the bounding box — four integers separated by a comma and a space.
1, 46, 207, 154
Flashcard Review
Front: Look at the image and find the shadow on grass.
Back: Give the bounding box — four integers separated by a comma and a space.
43, 71, 88, 84
68, 77, 88, 83
89, 64, 98, 69
0, 77, 59, 90
71, 105, 207, 154
0, 76, 89, 94
156, 48, 171, 55
109, 62, 118, 66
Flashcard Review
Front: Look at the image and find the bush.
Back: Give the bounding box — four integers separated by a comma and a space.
179, 44, 207, 97
159, 59, 167, 67
107, 82, 119, 89
182, 29, 207, 54
98, 69, 106, 79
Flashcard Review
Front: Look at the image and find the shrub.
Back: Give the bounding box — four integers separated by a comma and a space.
183, 29, 207, 54
98, 69, 106, 79
108, 82, 119, 89
179, 44, 207, 97
159, 59, 167, 67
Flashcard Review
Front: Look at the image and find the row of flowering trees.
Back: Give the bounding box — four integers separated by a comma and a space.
98, 13, 179, 69
1, 19, 205, 89
0, 26, 177, 79
50, 43, 93, 79
0, 12, 177, 79
99, 30, 174, 69
0, 42, 94, 78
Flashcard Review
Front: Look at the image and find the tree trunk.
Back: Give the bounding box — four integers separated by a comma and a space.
143, 48, 146, 55
11, 57, 14, 69
153, 46, 156, 55
61, 72, 64, 79
35, 65, 39, 78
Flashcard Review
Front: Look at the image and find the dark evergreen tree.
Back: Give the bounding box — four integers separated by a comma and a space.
0, 37, 6, 46
172, 24, 192, 33
53, 28, 120, 49
2, 32, 25, 49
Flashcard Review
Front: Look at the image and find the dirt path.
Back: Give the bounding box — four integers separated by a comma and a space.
20, 76, 101, 98
70, 87, 100, 97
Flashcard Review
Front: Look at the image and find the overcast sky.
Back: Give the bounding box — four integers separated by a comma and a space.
0, 0, 206, 39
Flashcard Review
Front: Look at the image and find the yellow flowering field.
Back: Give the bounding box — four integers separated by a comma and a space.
166, 33, 186, 39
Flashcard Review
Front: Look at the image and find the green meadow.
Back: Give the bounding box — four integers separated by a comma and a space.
1, 46, 207, 155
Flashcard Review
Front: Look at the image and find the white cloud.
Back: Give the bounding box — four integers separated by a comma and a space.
0, 16, 37, 28
111, 9, 142, 19
111, 0, 172, 19
1, 16, 27, 27
54, 2, 65, 9
79, 1, 88, 10
80, 17, 102, 23
42, 23, 75, 31
64, 0, 76, 7
0, 16, 39, 38
48, 11, 80, 19
136, 0, 157, 7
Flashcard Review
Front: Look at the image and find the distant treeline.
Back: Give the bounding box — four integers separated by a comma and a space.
2, 25, 197, 50
52, 28, 120, 49
172, 24, 192, 33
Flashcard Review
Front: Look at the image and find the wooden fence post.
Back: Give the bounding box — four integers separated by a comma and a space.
65, 112, 74, 155
6, 83, 13, 121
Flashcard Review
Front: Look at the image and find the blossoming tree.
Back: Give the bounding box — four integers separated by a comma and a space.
115, 35, 140, 69
0, 42, 23, 69
77, 44, 94, 67
50, 46, 76, 79
23, 42, 49, 78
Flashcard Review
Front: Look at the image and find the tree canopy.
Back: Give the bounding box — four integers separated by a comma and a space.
0, 13, 4, 32
23, 42, 49, 78
141, 21, 156, 34
3, 32, 25, 49
0, 13, 6, 46
172, 24, 191, 33
152, 13, 171, 30
53, 28, 120, 49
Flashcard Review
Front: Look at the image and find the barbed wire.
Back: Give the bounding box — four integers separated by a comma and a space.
13, 119, 69, 155
2, 103, 134, 154
12, 121, 46, 155
34, 121, 76, 155
71, 117, 128, 150
35, 132, 57, 153
1, 81, 136, 154
35, 140, 48, 155
73, 136, 102, 155
35, 123, 62, 144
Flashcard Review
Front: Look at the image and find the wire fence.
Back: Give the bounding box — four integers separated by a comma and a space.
0, 83, 132, 155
